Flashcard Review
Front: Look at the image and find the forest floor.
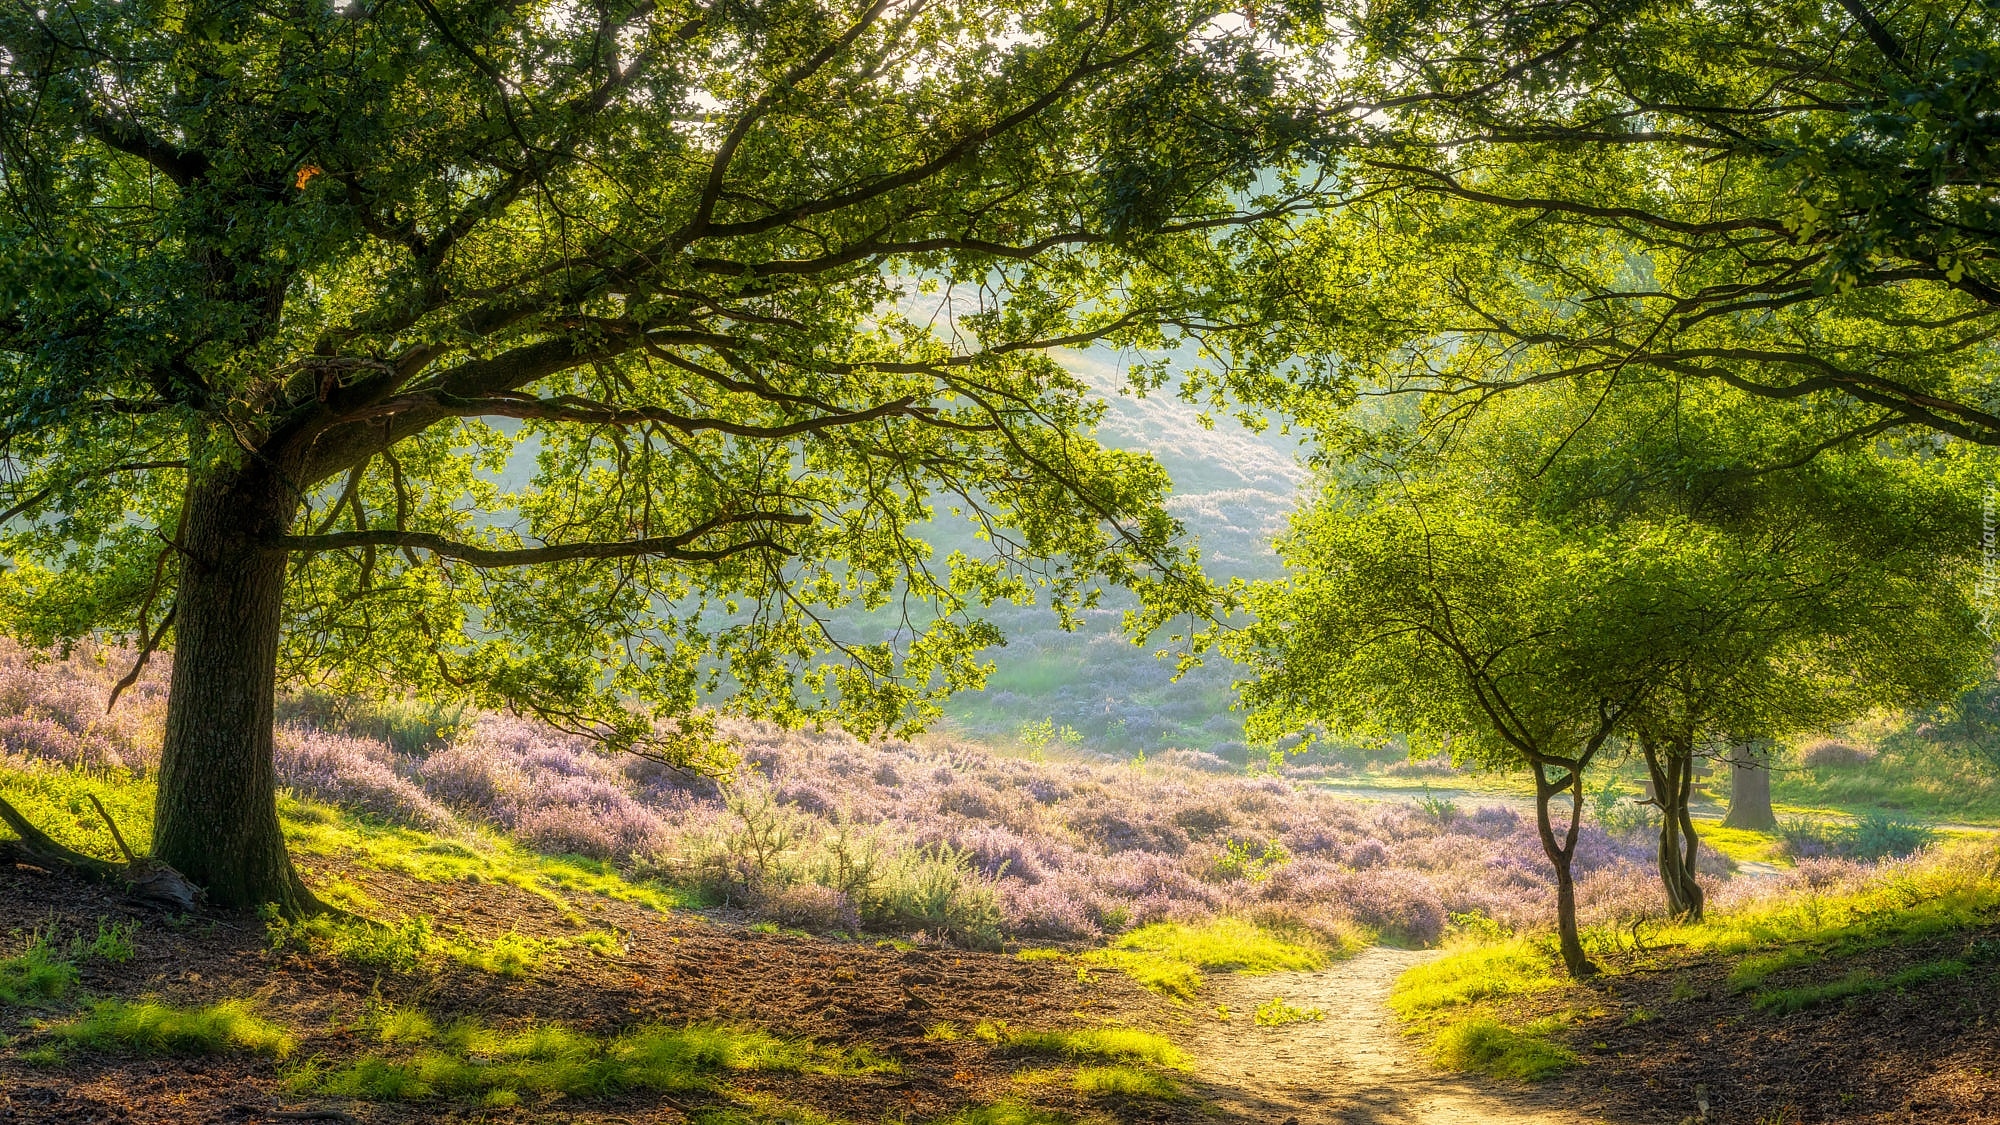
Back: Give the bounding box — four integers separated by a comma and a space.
1511, 920, 2000, 1125
0, 847, 1990, 1125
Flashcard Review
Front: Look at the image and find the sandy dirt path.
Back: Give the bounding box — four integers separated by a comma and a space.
1181, 947, 1611, 1125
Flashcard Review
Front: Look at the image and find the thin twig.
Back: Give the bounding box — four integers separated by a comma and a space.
86, 795, 137, 865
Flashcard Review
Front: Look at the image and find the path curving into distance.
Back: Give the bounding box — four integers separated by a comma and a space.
1182, 946, 1606, 1125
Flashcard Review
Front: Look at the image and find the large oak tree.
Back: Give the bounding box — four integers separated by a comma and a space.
0, 0, 1322, 912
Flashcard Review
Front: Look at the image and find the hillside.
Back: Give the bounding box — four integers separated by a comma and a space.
937, 350, 1308, 755
0, 646, 1990, 1124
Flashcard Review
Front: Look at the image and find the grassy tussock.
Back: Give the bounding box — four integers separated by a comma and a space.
1389, 940, 1563, 1021
1078, 917, 1348, 1001
1072, 1064, 1183, 1098
932, 1102, 1071, 1125
266, 909, 614, 977
292, 1009, 895, 1102
55, 999, 295, 1057
1252, 997, 1324, 1026
974, 1020, 1191, 1070
0, 920, 139, 1007
0, 928, 78, 1006
1429, 1018, 1576, 1081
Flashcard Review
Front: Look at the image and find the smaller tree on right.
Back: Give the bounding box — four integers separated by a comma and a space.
1238, 381, 1990, 956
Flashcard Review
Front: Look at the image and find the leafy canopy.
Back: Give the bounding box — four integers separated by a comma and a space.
1235, 382, 1989, 769
1235, 0, 2000, 446
0, 0, 1327, 756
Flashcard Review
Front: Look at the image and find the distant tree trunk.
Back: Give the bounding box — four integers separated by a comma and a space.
1642, 735, 1704, 922
151, 462, 321, 916
1721, 741, 1777, 832
1531, 760, 1599, 978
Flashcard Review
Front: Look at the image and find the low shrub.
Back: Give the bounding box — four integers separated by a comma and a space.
1801, 740, 1876, 770
1777, 813, 1935, 861
865, 844, 1004, 949
1841, 812, 1936, 861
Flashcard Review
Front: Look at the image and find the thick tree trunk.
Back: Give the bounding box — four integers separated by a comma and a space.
1532, 762, 1598, 978
1722, 742, 1777, 832
152, 463, 319, 916
1643, 737, 1705, 922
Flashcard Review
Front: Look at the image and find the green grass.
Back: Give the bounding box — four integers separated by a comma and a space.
0, 919, 141, 1007
1770, 749, 2000, 824
293, 1012, 895, 1102
0, 927, 79, 1006
1078, 917, 1343, 1001
1073, 1064, 1182, 1098
1253, 997, 1324, 1026
973, 1021, 1191, 1070
1689, 818, 1788, 867
449, 929, 566, 976
266, 906, 619, 977
54, 999, 295, 1057
1400, 841, 2000, 1025
1429, 1018, 1576, 1081
1389, 939, 1565, 1022
0, 764, 158, 863
279, 796, 696, 921
0, 759, 696, 932
929, 1103, 1070, 1125
1753, 958, 1973, 1015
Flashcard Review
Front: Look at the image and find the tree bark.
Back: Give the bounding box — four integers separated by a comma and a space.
1532, 761, 1598, 978
1722, 741, 1777, 832
1643, 736, 1705, 922
151, 461, 320, 916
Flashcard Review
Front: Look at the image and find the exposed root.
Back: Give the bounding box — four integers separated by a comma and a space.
0, 793, 200, 911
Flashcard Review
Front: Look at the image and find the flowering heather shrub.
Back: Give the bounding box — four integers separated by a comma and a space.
0, 643, 1770, 946
272, 727, 456, 832
1150, 749, 1235, 774
414, 716, 670, 861
0, 641, 165, 774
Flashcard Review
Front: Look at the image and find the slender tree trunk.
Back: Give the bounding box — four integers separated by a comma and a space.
152, 462, 319, 915
1532, 761, 1598, 978
1722, 741, 1777, 832
1642, 736, 1705, 922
